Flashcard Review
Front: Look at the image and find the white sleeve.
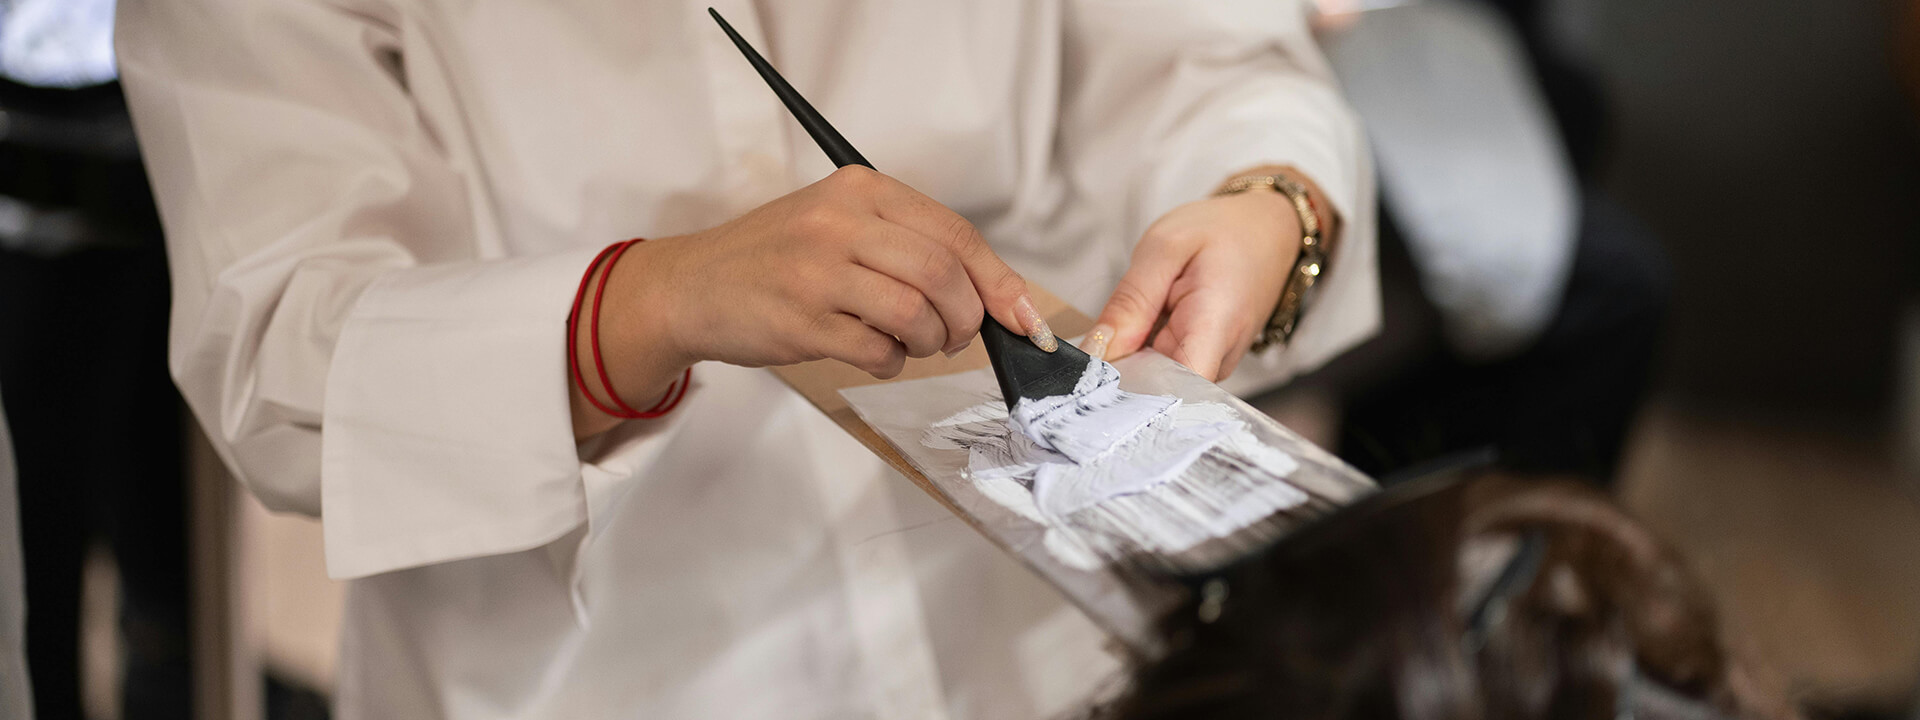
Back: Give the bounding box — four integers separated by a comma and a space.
1324, 1, 1577, 361
1059, 0, 1380, 396
117, 0, 677, 580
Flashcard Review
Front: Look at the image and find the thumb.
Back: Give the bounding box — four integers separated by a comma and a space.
947, 230, 1056, 352
1092, 245, 1184, 360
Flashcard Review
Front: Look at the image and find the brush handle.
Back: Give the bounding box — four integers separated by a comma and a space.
710, 8, 1068, 408
708, 8, 872, 170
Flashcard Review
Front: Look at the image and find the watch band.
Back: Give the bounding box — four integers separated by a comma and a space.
1215, 173, 1328, 352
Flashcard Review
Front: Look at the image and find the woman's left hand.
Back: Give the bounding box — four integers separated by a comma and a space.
1086, 190, 1302, 381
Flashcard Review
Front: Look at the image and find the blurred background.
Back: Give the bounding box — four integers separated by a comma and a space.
0, 0, 1916, 718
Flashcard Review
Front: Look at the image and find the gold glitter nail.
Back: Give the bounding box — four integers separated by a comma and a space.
1083, 323, 1114, 360
1013, 295, 1057, 352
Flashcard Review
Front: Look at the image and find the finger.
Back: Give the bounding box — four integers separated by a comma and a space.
848, 219, 984, 354
1158, 295, 1239, 381
865, 173, 1052, 351
833, 267, 948, 359
1080, 323, 1115, 362
813, 311, 909, 378
1175, 325, 1236, 383
1093, 241, 1187, 361
1151, 328, 1219, 381
1151, 329, 1183, 368
1216, 336, 1253, 380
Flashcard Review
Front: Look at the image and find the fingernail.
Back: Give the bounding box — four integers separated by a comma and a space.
943, 338, 972, 359
1013, 295, 1057, 352
1082, 324, 1114, 360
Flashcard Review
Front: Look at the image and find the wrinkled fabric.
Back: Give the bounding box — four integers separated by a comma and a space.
1324, 0, 1576, 360
118, 0, 1376, 717
0, 391, 30, 720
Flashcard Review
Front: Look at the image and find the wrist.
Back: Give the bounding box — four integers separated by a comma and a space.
1217, 164, 1340, 246
1227, 189, 1303, 252
1213, 189, 1302, 303
1213, 167, 1332, 351
601, 237, 698, 372
570, 239, 695, 433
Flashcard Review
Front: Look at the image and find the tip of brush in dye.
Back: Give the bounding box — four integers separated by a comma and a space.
981, 318, 1091, 408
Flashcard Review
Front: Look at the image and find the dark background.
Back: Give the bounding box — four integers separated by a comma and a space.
1579, 0, 1919, 426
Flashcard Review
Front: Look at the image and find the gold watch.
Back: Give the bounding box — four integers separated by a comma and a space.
1215, 172, 1328, 352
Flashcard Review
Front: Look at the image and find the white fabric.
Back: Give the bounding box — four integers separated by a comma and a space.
0, 388, 31, 720
1324, 0, 1577, 360
118, 1, 1376, 717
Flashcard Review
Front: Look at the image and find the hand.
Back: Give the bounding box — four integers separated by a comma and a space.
574, 166, 1051, 436
1085, 190, 1303, 381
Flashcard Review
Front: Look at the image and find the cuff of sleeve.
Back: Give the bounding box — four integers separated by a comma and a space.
321, 246, 611, 579
1140, 78, 1364, 239
544, 387, 703, 626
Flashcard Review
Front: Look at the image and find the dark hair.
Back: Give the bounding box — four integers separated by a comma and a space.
1111, 474, 1799, 720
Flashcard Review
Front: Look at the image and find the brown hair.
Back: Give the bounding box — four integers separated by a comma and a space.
1111, 474, 1798, 720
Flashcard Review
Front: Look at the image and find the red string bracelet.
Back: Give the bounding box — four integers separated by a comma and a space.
589, 239, 689, 417
567, 239, 691, 419
566, 244, 620, 415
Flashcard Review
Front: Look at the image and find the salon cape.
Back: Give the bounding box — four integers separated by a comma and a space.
119, 1, 1376, 717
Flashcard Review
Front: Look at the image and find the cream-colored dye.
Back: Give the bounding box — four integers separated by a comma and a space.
924, 359, 1306, 569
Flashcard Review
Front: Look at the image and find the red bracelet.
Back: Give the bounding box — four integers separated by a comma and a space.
589, 240, 690, 417
567, 239, 691, 419
566, 244, 620, 416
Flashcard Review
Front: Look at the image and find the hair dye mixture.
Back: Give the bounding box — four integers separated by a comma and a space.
923, 358, 1305, 569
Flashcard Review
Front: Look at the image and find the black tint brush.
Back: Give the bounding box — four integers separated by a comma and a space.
709, 7, 1091, 410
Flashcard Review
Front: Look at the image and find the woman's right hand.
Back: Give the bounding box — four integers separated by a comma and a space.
574, 166, 1053, 436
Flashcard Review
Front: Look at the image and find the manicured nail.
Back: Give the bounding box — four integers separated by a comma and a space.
1013, 295, 1057, 352
943, 338, 972, 359
1082, 324, 1114, 360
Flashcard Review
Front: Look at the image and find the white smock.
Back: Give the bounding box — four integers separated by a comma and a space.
117, 1, 1377, 717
